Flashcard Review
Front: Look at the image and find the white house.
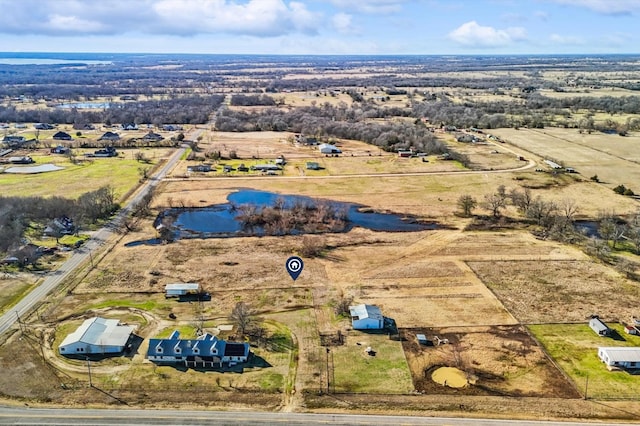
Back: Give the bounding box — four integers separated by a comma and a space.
319, 143, 341, 154
598, 347, 640, 369
349, 304, 384, 330
59, 317, 135, 355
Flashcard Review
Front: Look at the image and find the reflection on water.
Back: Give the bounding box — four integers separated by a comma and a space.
153, 189, 438, 240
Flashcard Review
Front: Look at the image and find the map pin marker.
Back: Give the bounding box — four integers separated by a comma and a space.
286, 256, 304, 281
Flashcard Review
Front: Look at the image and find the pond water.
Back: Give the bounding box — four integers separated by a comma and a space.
57, 102, 111, 109
155, 189, 438, 240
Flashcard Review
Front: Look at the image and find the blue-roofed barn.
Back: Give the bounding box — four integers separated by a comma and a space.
59, 317, 135, 355
349, 304, 384, 330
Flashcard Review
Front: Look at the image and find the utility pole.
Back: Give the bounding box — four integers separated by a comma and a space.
87, 357, 93, 387
584, 374, 588, 400
15, 311, 23, 333
326, 348, 330, 394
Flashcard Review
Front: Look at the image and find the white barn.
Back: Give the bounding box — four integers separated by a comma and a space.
598, 347, 640, 369
319, 143, 341, 154
349, 304, 384, 330
59, 317, 135, 355
165, 283, 201, 298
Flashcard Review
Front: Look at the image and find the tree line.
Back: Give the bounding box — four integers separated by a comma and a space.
0, 186, 118, 256
0, 95, 224, 126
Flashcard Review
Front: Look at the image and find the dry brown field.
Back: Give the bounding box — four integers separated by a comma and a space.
401, 325, 580, 398
491, 127, 640, 204
3, 119, 640, 419
468, 259, 639, 323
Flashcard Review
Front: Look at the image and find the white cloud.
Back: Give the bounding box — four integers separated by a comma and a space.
549, 34, 585, 45
547, 0, 640, 15
0, 0, 322, 37
332, 13, 356, 35
448, 21, 527, 48
327, 0, 409, 14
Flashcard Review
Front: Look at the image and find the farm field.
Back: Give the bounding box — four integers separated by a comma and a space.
491, 128, 640, 194
3, 52, 640, 422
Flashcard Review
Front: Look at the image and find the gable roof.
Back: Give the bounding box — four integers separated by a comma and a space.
599, 347, 640, 363
60, 317, 134, 348
53, 131, 72, 140
349, 304, 383, 321
98, 131, 120, 140
147, 331, 249, 359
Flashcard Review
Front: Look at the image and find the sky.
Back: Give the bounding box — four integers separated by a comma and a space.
0, 0, 639, 55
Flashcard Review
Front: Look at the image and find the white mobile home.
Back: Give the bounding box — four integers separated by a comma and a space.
598, 347, 640, 369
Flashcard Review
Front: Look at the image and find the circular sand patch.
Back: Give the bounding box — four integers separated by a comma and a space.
431, 366, 468, 388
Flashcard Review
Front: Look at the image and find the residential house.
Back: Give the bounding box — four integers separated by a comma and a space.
52, 131, 72, 141
51, 145, 70, 154
92, 146, 117, 157
143, 132, 164, 142
589, 317, 612, 337
162, 124, 183, 131
3, 135, 26, 146
598, 347, 640, 369
34, 123, 55, 130
8, 156, 34, 164
121, 123, 138, 131
44, 217, 74, 236
147, 331, 250, 368
98, 131, 120, 142
251, 164, 281, 172
187, 164, 213, 173
59, 317, 135, 356
349, 304, 384, 330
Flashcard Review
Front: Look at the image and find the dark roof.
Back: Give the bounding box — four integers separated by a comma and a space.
224, 343, 247, 357
147, 331, 249, 360
98, 131, 120, 140
53, 131, 72, 140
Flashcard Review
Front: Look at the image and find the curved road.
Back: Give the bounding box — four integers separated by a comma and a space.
0, 406, 632, 426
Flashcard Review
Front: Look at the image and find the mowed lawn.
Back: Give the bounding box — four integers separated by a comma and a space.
529, 323, 640, 399
0, 157, 146, 201
330, 332, 413, 394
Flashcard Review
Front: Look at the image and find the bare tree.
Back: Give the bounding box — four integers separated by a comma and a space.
457, 194, 477, 217
230, 301, 254, 336
483, 193, 505, 218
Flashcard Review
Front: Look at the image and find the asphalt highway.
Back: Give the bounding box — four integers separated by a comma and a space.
0, 406, 632, 426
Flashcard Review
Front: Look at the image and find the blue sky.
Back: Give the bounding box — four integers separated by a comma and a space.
0, 0, 638, 55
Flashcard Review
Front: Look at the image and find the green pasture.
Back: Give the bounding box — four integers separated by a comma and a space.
0, 155, 145, 201
529, 323, 640, 398
330, 332, 413, 394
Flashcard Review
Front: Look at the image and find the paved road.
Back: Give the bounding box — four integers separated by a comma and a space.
0, 144, 187, 337
0, 406, 632, 426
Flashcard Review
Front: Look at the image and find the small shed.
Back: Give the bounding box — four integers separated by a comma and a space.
598, 347, 640, 369
625, 325, 639, 336
349, 304, 384, 330
416, 334, 428, 345
306, 162, 320, 170
589, 317, 611, 336
165, 283, 201, 298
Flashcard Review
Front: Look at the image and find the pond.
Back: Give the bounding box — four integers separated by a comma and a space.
153, 189, 439, 240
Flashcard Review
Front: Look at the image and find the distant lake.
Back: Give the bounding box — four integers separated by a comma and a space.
57, 102, 111, 109
0, 58, 112, 65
